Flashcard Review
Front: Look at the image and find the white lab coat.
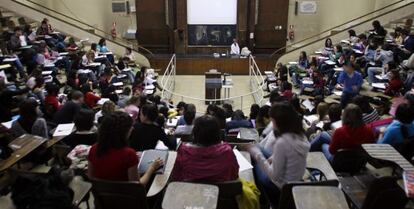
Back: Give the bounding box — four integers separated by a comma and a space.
231, 43, 240, 55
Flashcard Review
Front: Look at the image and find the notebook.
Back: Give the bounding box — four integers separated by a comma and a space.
53, 123, 75, 137
403, 171, 414, 198
138, 149, 169, 174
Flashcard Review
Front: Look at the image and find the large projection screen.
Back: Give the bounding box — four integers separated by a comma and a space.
187, 0, 238, 25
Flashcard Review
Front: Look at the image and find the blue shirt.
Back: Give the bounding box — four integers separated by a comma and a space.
337, 71, 363, 94
378, 120, 414, 145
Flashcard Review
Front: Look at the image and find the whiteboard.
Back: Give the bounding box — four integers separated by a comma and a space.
187, 0, 237, 25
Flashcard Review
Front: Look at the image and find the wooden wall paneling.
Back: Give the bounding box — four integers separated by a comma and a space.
175, 0, 187, 54
247, 0, 257, 50
237, 0, 249, 48
254, 0, 288, 53
135, 0, 170, 53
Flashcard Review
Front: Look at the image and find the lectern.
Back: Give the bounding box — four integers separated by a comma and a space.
205, 69, 222, 105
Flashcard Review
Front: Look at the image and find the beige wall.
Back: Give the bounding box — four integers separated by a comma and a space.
30, 0, 136, 36
287, 0, 401, 43
31, 0, 400, 46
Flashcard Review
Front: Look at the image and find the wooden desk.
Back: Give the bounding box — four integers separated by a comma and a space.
147, 151, 177, 197
306, 152, 339, 181
238, 128, 260, 142
362, 144, 414, 171
0, 64, 12, 70
239, 151, 255, 183
293, 186, 349, 209
69, 176, 92, 206
162, 182, 219, 209
0, 134, 47, 172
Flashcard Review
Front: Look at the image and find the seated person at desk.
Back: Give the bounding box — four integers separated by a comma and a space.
175, 104, 196, 135
351, 95, 380, 124
0, 77, 30, 122
326, 104, 375, 161
44, 82, 62, 119
290, 51, 309, 86
95, 100, 116, 124
10, 98, 48, 138
384, 70, 403, 96
247, 102, 310, 206
378, 103, 414, 145
367, 46, 394, 85
124, 47, 135, 61
370, 20, 387, 37
62, 108, 97, 148
177, 103, 196, 126
97, 38, 114, 64
171, 115, 239, 182
337, 62, 363, 108
230, 38, 240, 55
88, 111, 163, 184
129, 104, 176, 151
36, 20, 64, 50
53, 91, 84, 124
225, 110, 254, 133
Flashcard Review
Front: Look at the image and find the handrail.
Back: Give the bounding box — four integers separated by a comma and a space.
269, 0, 407, 58
270, 0, 414, 68
11, 0, 153, 55
159, 54, 266, 111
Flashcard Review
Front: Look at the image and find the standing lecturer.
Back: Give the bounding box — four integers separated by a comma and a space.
231, 38, 240, 55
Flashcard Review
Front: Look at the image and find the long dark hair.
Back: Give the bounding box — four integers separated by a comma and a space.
395, 103, 414, 139
342, 104, 364, 129
97, 112, 133, 157
270, 102, 305, 135
18, 98, 39, 133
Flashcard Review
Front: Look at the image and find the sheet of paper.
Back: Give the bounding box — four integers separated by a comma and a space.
302, 99, 315, 112
2, 58, 18, 62
333, 91, 343, 96
372, 83, 386, 89
1, 120, 13, 129
53, 123, 75, 137
288, 61, 298, 65
334, 67, 344, 72
233, 149, 253, 172
324, 60, 336, 65
304, 115, 319, 125
97, 98, 110, 106
112, 82, 123, 87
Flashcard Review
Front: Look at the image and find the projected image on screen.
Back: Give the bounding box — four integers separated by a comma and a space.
187, 0, 237, 46
188, 25, 236, 46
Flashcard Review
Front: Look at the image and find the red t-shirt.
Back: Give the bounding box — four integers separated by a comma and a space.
88, 144, 139, 181
84, 92, 101, 109
329, 124, 375, 154
44, 95, 61, 110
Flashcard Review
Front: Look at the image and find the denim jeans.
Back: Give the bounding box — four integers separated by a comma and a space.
367, 67, 383, 84
252, 145, 281, 207
310, 131, 332, 152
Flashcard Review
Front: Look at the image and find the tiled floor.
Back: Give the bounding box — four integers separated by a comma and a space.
162, 75, 264, 113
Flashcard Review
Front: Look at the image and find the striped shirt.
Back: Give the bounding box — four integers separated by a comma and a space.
363, 109, 380, 124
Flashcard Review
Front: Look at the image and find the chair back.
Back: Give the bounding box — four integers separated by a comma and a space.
393, 138, 414, 162
361, 176, 408, 209
191, 180, 242, 209
90, 179, 148, 209
174, 134, 192, 143
331, 148, 367, 175
277, 180, 339, 209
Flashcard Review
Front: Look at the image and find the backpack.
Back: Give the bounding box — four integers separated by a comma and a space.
11, 168, 74, 209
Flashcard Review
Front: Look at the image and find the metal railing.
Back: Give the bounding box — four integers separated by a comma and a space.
160, 54, 176, 100
11, 0, 153, 55
159, 55, 266, 111
269, 0, 412, 58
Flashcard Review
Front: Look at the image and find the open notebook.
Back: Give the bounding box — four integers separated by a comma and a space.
138, 150, 169, 174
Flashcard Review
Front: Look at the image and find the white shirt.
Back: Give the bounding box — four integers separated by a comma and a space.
231, 43, 240, 55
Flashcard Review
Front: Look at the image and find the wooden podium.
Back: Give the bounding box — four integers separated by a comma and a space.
205, 70, 222, 105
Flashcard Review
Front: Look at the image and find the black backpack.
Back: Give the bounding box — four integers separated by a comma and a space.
11, 168, 74, 209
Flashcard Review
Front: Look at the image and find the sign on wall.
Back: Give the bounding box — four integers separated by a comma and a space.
299, 1, 317, 14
